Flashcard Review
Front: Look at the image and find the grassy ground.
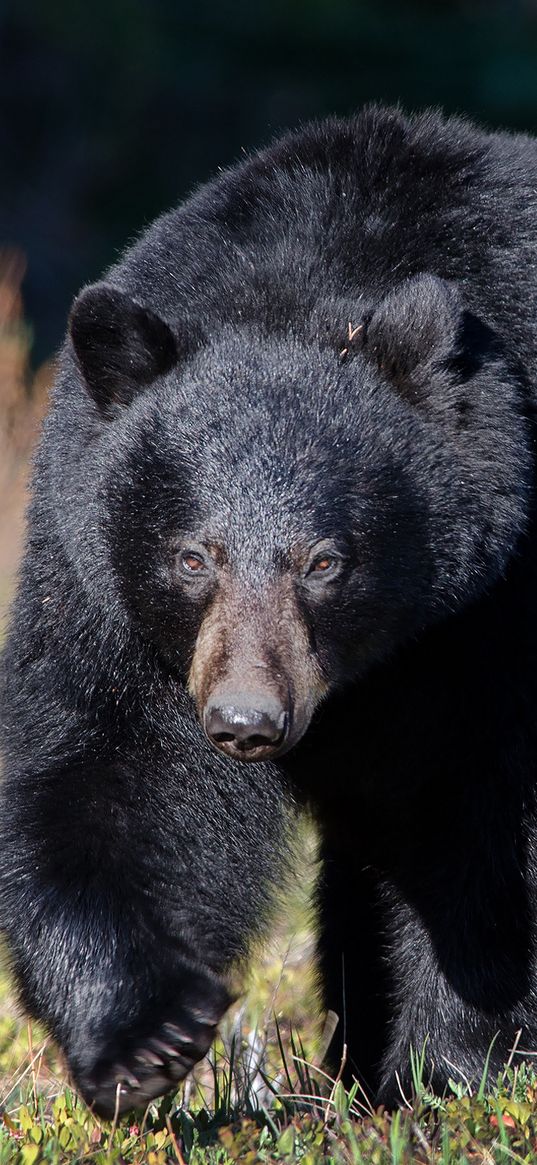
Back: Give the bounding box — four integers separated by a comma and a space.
2, 883, 537, 1165
3, 267, 537, 1162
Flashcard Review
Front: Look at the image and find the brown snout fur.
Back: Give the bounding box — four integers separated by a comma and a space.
188, 575, 327, 752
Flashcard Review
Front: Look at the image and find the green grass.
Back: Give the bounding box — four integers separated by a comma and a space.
2, 847, 537, 1165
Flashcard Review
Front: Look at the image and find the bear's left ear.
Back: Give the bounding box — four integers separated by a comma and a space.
69, 283, 180, 416
363, 273, 462, 396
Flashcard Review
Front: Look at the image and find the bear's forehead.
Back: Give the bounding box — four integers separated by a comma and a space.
114, 406, 358, 554
164, 332, 374, 422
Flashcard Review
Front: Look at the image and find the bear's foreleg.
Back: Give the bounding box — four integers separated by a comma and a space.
0, 735, 289, 1117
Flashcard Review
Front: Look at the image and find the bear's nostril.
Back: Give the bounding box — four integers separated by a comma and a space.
241, 733, 277, 749
212, 731, 236, 744
204, 700, 287, 755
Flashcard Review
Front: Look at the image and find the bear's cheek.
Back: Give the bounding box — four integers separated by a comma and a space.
112, 553, 211, 669
307, 583, 407, 681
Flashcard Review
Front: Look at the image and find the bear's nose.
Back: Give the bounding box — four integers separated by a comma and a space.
204, 696, 287, 760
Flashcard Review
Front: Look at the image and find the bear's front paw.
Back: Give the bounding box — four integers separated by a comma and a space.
74, 973, 230, 1118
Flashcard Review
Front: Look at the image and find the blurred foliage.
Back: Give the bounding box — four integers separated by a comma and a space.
0, 251, 51, 631
2, 0, 537, 359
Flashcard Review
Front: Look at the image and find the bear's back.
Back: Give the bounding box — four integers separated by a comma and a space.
107, 105, 537, 368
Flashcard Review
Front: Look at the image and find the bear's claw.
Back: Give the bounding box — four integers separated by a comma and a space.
78, 1013, 218, 1119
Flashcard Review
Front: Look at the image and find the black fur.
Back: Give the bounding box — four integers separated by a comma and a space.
2, 105, 537, 1114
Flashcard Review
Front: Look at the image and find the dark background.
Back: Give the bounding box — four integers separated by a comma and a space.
3, 0, 537, 362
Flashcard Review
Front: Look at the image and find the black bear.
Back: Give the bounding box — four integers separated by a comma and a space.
2, 105, 537, 1117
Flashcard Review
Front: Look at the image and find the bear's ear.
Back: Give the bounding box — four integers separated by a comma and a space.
69, 283, 179, 415
363, 274, 462, 398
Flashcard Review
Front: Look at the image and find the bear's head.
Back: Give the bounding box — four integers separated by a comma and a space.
69, 274, 531, 761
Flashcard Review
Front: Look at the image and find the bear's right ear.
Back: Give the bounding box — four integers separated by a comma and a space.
69, 283, 179, 416
361, 274, 463, 402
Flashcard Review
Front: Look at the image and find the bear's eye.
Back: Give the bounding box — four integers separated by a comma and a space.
306, 553, 341, 579
180, 552, 207, 575
312, 556, 335, 573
